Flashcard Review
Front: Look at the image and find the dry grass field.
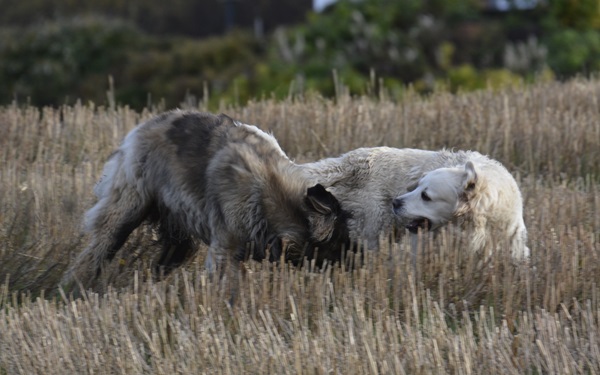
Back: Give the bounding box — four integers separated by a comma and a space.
0, 78, 599, 374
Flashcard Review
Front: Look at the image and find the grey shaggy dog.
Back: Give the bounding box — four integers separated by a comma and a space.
302, 147, 529, 260
62, 111, 352, 290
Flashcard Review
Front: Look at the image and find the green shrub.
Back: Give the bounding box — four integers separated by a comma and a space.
118, 31, 263, 108
0, 19, 263, 109
546, 29, 600, 76
547, 0, 600, 30
3, 0, 600, 109
0, 17, 142, 105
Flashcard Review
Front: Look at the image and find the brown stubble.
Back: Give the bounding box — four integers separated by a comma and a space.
0, 78, 599, 373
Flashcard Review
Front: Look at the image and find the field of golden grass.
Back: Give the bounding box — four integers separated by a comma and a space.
0, 79, 599, 373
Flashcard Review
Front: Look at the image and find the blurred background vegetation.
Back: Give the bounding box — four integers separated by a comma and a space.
0, 0, 599, 109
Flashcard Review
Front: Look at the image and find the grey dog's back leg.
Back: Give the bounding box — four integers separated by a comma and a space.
63, 187, 151, 289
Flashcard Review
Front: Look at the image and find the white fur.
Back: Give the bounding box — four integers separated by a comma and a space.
302, 147, 530, 260
395, 166, 470, 231
234, 121, 289, 159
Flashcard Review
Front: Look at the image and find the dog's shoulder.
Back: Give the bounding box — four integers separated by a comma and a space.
222, 118, 289, 160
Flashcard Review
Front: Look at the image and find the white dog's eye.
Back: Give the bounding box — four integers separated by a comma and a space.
421, 191, 431, 202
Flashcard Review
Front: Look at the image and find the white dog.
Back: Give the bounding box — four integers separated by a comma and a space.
302, 147, 530, 260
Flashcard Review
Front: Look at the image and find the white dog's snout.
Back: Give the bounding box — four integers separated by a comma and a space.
392, 197, 404, 213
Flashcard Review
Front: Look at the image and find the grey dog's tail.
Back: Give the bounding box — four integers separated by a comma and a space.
63, 141, 150, 292
60, 150, 126, 291
84, 150, 124, 233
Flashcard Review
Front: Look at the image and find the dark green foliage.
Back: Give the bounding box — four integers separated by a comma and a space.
116, 31, 264, 109
0, 0, 599, 108
0, 0, 312, 38
545, 29, 600, 77
0, 17, 141, 105
0, 17, 263, 108
546, 0, 600, 30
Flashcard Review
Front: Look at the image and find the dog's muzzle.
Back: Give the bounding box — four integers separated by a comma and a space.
392, 198, 403, 214
405, 218, 431, 234
393, 198, 431, 233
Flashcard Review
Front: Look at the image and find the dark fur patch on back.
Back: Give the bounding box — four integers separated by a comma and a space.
167, 112, 228, 157
165, 112, 234, 199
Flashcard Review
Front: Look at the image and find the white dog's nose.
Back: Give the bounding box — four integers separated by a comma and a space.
392, 198, 403, 212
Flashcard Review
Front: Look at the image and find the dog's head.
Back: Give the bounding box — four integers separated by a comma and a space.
266, 184, 353, 266
392, 162, 477, 234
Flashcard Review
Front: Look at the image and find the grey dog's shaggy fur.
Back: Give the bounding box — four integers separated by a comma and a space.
302, 147, 529, 260
62, 111, 352, 290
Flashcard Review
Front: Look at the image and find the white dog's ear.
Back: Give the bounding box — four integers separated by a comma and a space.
463, 162, 477, 191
